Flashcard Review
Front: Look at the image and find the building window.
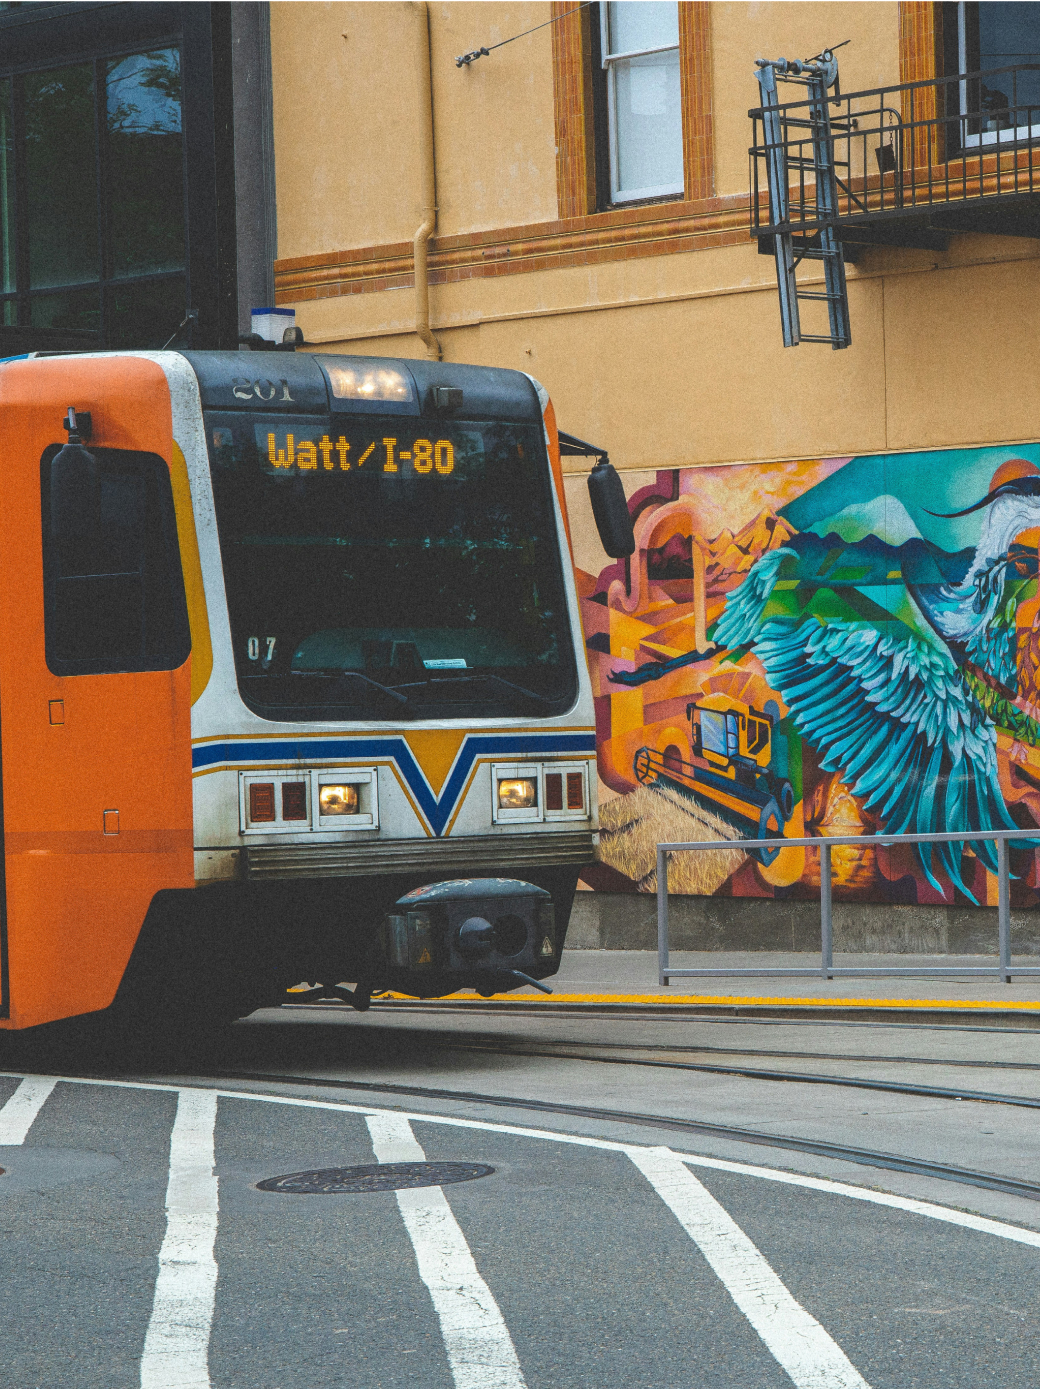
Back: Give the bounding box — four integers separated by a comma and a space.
598, 1, 683, 203
0, 2, 257, 354
946, 1, 1040, 145
551, 0, 711, 219
0, 48, 187, 348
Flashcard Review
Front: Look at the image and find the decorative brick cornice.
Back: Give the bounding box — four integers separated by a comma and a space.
274, 195, 752, 304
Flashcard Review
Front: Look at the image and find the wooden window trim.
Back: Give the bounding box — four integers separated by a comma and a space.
679, 1, 712, 203
898, 0, 943, 85
898, 1, 944, 164
552, 0, 712, 220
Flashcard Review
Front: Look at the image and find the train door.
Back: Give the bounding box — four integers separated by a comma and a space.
0, 356, 195, 1030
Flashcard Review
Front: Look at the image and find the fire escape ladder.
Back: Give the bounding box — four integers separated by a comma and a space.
755, 53, 852, 350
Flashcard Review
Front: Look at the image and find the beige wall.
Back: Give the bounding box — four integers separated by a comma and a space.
270, 1, 558, 258
428, 2, 559, 235
710, 2, 903, 197
271, 1, 421, 257
271, 3, 1040, 478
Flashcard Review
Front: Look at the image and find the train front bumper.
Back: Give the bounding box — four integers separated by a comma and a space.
380, 877, 557, 997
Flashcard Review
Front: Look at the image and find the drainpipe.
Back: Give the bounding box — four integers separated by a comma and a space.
414, 0, 442, 361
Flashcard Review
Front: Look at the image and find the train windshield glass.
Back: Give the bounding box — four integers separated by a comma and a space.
205, 411, 577, 720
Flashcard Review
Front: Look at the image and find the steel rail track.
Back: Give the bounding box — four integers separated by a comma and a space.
200, 1068, 1040, 1203
437, 1037, 1040, 1107
447, 1037, 1040, 1071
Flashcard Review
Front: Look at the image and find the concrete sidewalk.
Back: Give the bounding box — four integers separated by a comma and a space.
534, 949, 1040, 1007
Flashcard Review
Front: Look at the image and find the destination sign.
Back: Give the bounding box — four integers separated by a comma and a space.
258, 425, 456, 476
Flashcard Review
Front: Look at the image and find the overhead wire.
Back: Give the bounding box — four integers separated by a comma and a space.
456, 2, 591, 67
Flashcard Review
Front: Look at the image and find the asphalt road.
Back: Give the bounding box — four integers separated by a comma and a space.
1, 1000, 1040, 1388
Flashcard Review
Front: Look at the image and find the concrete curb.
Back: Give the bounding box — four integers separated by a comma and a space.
369, 996, 1040, 1028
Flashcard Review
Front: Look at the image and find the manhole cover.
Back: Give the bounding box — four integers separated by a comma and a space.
256, 1161, 495, 1194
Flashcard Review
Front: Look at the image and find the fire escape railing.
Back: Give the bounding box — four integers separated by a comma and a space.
751, 62, 1040, 241
750, 60, 1040, 348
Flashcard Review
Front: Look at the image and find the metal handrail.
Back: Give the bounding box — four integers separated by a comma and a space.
749, 61, 1040, 239
656, 826, 1040, 986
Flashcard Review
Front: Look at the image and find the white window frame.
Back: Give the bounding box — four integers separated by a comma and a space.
600, 2, 684, 204
956, 1, 1040, 149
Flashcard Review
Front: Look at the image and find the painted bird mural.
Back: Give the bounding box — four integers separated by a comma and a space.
711, 462, 1040, 898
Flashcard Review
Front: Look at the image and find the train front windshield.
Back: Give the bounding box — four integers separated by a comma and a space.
205, 411, 578, 720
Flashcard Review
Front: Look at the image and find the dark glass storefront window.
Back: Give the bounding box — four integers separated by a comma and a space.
25, 64, 99, 290
106, 49, 184, 278
0, 79, 12, 300
0, 44, 187, 348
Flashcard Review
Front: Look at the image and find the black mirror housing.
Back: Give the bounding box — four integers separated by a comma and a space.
588, 458, 635, 558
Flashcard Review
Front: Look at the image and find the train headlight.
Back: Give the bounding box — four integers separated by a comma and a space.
319, 784, 358, 815
497, 778, 537, 810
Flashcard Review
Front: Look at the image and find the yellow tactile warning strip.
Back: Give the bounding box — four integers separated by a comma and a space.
377, 991, 1040, 1011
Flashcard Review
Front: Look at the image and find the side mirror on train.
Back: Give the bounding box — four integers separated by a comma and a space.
557, 430, 635, 559
587, 457, 635, 559
50, 408, 101, 551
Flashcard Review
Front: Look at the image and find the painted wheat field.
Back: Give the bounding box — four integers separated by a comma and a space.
598, 783, 745, 894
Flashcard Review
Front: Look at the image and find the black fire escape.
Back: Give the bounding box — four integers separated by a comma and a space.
750, 54, 1040, 347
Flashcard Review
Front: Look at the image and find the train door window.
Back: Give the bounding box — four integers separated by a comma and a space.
699, 710, 726, 756
41, 447, 190, 675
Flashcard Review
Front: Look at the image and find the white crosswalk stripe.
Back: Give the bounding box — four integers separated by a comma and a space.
1, 1074, 1020, 1389
0, 1076, 57, 1145
367, 1113, 528, 1389
140, 1088, 220, 1389
629, 1145, 872, 1389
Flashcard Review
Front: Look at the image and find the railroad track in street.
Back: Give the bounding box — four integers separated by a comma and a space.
5, 1066, 1040, 1389
200, 1065, 1040, 1203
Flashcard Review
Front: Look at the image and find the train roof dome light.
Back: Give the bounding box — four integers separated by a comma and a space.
240, 306, 305, 352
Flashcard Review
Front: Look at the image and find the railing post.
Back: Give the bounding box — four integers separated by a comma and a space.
820, 841, 833, 979
658, 847, 670, 986
998, 835, 1012, 984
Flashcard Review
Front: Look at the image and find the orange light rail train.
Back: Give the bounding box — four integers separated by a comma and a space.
0, 350, 602, 1034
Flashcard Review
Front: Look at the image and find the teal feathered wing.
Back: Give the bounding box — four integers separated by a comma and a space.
715, 546, 1021, 899
754, 619, 1017, 897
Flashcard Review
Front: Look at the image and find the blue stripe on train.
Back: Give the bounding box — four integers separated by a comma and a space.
191, 732, 597, 836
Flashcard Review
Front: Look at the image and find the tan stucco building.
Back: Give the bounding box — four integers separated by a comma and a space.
269, 2, 1040, 567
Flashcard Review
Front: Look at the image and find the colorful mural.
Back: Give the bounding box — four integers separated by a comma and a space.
579, 447, 1040, 907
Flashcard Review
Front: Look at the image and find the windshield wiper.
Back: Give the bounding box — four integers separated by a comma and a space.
302, 670, 409, 704
397, 673, 555, 705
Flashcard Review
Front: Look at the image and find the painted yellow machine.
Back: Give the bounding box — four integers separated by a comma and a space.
634, 693, 794, 863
